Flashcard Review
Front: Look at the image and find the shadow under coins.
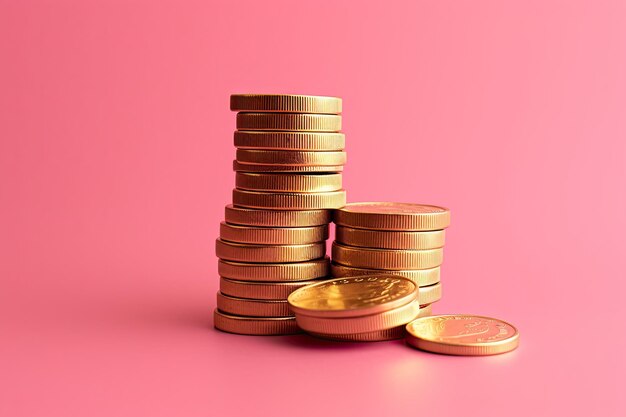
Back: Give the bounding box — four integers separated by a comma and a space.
275, 333, 408, 351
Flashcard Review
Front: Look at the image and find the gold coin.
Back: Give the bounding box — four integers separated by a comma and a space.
234, 131, 345, 151
216, 292, 291, 317
233, 189, 346, 210
236, 150, 346, 166
215, 239, 326, 263
294, 299, 420, 335
419, 282, 442, 305
405, 315, 520, 355
309, 304, 433, 342
331, 242, 443, 270
214, 309, 300, 336
334, 202, 450, 231
288, 275, 417, 318
336, 226, 445, 250
220, 222, 328, 245
224, 204, 331, 227
237, 113, 341, 132
236, 172, 343, 193
233, 160, 344, 173
218, 258, 330, 282
330, 263, 441, 287
219, 277, 321, 300
310, 326, 406, 342
230, 94, 341, 114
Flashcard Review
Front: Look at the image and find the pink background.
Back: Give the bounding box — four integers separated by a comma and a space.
2, 1, 625, 416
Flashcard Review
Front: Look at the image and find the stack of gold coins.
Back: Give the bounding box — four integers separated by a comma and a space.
331, 202, 450, 316
288, 275, 432, 342
214, 94, 347, 335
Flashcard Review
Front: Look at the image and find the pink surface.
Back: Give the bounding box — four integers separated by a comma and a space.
1, 1, 625, 416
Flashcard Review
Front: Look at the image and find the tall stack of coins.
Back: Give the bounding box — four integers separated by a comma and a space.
288, 275, 431, 342
331, 202, 450, 313
214, 94, 347, 335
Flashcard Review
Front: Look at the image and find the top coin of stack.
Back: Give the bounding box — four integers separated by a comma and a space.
214, 94, 347, 336
231, 94, 347, 210
331, 202, 450, 309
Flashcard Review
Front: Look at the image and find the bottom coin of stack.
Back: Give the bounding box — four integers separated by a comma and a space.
287, 275, 424, 342
213, 311, 300, 336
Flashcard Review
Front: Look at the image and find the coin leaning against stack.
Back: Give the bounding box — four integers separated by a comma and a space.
288, 275, 430, 342
214, 94, 347, 335
331, 202, 451, 314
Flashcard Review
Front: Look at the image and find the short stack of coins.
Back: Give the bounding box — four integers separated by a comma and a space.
214, 94, 347, 335
288, 275, 432, 342
331, 202, 450, 319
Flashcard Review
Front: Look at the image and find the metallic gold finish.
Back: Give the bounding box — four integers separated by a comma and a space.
236, 150, 346, 166
294, 299, 420, 335
230, 94, 342, 114
419, 282, 442, 305
288, 275, 417, 318
235, 172, 343, 193
405, 315, 520, 355
234, 131, 345, 151
216, 292, 291, 317
218, 258, 330, 282
334, 202, 451, 231
330, 263, 441, 287
219, 277, 321, 300
215, 239, 326, 263
214, 309, 300, 336
233, 160, 344, 173
331, 242, 443, 270
233, 189, 346, 210
311, 326, 405, 342
310, 304, 433, 342
236, 113, 341, 132
336, 226, 445, 250
224, 204, 331, 227
417, 303, 434, 318
219, 222, 328, 245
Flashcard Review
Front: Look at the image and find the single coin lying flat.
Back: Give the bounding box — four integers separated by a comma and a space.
405, 314, 519, 355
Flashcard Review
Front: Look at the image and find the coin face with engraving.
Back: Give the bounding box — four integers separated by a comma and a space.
405, 315, 519, 355
287, 275, 417, 318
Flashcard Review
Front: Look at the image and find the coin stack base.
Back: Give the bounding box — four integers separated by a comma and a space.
215, 94, 346, 336
332, 203, 450, 309
215, 207, 333, 335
